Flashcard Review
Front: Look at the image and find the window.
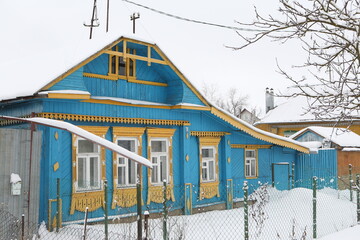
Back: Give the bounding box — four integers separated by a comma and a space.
201, 146, 216, 182
117, 138, 138, 187
245, 149, 257, 178
109, 46, 136, 77
150, 139, 169, 185
76, 138, 101, 191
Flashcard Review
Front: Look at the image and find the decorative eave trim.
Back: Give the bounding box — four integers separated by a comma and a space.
231, 144, 272, 149
210, 107, 310, 154
0, 113, 190, 126
191, 131, 230, 137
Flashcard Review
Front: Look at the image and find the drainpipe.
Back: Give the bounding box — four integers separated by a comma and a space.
27, 112, 36, 228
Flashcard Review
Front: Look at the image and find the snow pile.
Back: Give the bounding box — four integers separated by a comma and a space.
36, 187, 357, 240
10, 173, 21, 183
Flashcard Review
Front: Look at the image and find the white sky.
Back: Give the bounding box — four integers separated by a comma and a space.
1, 0, 307, 113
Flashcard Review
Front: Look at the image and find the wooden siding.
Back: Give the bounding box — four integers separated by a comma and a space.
296, 149, 337, 189
337, 150, 360, 178
49, 67, 88, 91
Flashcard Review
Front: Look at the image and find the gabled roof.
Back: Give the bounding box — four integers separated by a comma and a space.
290, 126, 360, 148
1, 36, 310, 153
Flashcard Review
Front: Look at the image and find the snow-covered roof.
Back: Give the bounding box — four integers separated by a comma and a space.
257, 96, 317, 124
290, 126, 360, 148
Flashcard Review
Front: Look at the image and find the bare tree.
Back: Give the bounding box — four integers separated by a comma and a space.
202, 83, 255, 120
232, 0, 360, 121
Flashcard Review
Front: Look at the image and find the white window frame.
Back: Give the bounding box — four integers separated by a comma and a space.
116, 137, 138, 187
201, 146, 216, 182
150, 138, 169, 185
245, 149, 257, 178
75, 137, 102, 192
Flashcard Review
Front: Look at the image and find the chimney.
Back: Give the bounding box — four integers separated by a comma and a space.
265, 88, 274, 113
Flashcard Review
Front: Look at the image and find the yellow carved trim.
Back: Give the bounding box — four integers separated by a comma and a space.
198, 136, 221, 199
54, 132, 59, 140
199, 136, 221, 146
83, 72, 118, 80
147, 128, 176, 138
210, 107, 310, 153
78, 126, 109, 136
47, 93, 91, 100
112, 127, 145, 208
200, 182, 220, 199
53, 162, 59, 172
185, 154, 189, 162
112, 188, 138, 208
191, 131, 229, 137
147, 185, 175, 204
231, 144, 272, 149
147, 128, 176, 204
113, 127, 145, 137
70, 191, 105, 214
128, 78, 168, 87
227, 157, 231, 163
35, 113, 190, 126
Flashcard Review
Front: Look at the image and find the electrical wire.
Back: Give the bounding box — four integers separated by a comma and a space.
121, 0, 260, 32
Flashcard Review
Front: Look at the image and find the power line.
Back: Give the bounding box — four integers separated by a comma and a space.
121, 0, 260, 32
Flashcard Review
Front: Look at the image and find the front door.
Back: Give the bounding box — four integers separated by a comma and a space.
272, 163, 290, 190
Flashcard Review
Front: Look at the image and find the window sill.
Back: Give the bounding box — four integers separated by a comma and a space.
245, 176, 258, 179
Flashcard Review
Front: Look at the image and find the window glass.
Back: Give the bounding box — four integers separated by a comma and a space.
151, 140, 166, 152
209, 160, 215, 180
118, 57, 126, 75
202, 148, 214, 158
78, 139, 98, 153
118, 139, 135, 152
78, 157, 86, 189
90, 157, 99, 188
111, 55, 116, 74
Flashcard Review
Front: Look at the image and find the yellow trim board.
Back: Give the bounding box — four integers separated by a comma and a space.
210, 107, 310, 153
81, 99, 209, 111
231, 144, 272, 149
47, 93, 91, 100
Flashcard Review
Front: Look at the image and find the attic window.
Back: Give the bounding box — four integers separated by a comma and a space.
109, 46, 136, 78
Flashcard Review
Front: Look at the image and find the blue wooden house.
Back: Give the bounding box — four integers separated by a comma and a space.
0, 36, 310, 225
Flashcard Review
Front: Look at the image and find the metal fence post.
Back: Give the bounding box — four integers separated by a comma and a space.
21, 214, 25, 240
313, 177, 317, 239
357, 174, 360, 223
104, 180, 108, 240
350, 164, 353, 202
292, 162, 295, 189
243, 181, 249, 240
163, 180, 168, 240
56, 178, 60, 233
144, 210, 150, 240
137, 178, 142, 240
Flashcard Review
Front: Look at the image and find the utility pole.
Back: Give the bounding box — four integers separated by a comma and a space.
130, 13, 140, 34
84, 0, 100, 39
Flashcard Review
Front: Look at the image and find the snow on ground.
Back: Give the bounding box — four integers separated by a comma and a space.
37, 187, 358, 239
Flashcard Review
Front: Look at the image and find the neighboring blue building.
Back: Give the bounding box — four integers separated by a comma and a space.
0, 37, 310, 225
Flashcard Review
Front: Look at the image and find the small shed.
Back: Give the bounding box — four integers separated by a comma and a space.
290, 126, 360, 188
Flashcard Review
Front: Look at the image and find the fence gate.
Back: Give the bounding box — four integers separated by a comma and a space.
272, 163, 290, 190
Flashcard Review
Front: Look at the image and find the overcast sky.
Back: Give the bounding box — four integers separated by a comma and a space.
1, 0, 307, 114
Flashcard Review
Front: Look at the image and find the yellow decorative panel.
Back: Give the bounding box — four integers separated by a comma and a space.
70, 191, 105, 214
54, 131, 59, 140
200, 182, 220, 199
147, 185, 175, 204
112, 188, 138, 208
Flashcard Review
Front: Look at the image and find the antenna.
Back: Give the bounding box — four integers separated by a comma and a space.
130, 13, 140, 34
84, 0, 100, 39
